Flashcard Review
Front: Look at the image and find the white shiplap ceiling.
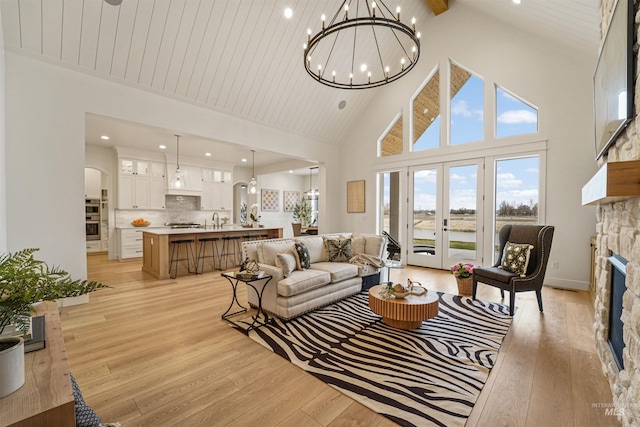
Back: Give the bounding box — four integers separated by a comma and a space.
1, 0, 602, 169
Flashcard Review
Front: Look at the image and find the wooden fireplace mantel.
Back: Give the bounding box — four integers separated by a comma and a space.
582, 160, 640, 205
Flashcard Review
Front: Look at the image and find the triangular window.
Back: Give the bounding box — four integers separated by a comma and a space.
496, 86, 538, 138
379, 113, 403, 157
450, 61, 484, 145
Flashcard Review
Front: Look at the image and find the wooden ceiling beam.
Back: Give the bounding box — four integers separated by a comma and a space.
425, 0, 449, 16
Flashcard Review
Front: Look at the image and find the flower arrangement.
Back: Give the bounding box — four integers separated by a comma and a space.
450, 263, 479, 279
249, 204, 261, 223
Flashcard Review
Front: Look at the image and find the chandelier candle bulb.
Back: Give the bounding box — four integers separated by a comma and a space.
372, 2, 376, 17
321, 14, 326, 30
412, 17, 416, 32
396, 6, 401, 20
345, 4, 349, 19
307, 28, 311, 41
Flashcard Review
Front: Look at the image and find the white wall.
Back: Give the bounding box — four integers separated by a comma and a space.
4, 52, 342, 279
254, 172, 308, 238
338, 6, 598, 289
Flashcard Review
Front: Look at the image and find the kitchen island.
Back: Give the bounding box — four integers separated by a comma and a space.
141, 227, 282, 279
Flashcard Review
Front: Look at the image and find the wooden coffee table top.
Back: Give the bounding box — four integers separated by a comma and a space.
368, 284, 439, 330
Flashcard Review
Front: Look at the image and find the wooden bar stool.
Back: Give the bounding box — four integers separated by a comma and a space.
169, 239, 196, 279
219, 236, 242, 270
196, 237, 220, 273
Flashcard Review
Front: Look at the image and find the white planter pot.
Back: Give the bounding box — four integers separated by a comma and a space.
0, 337, 25, 398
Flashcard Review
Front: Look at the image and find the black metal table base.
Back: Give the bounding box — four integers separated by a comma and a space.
221, 272, 273, 335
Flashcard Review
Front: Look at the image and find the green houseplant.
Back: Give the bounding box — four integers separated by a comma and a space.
0, 248, 108, 335
0, 248, 108, 398
292, 201, 312, 227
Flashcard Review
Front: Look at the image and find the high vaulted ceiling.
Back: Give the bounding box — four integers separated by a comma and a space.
1, 0, 601, 169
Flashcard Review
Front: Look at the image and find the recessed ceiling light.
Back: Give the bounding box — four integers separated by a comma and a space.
205, 152, 212, 157
338, 100, 347, 110
100, 135, 109, 140
159, 145, 166, 150
289, 170, 293, 173
284, 7, 293, 19
241, 158, 247, 162
512, 0, 521, 4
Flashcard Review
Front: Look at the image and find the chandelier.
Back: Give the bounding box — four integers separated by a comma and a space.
304, 0, 421, 89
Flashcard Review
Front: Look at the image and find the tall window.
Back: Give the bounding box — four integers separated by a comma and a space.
413, 68, 440, 151
496, 86, 538, 138
379, 113, 403, 156
494, 156, 539, 261
450, 62, 484, 145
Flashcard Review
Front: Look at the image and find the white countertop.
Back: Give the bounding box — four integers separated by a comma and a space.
138, 226, 277, 235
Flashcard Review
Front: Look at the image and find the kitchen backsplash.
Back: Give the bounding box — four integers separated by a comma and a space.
115, 195, 230, 228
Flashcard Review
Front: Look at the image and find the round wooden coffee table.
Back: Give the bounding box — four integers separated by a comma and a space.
368, 284, 439, 330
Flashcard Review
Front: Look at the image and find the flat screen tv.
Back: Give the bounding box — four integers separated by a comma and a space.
593, 0, 634, 160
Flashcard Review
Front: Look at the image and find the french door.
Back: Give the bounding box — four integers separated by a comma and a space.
407, 159, 484, 269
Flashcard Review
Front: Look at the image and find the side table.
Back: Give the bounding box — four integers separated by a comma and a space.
384, 260, 404, 284
221, 271, 273, 334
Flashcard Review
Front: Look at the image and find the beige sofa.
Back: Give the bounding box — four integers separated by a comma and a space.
241, 233, 387, 320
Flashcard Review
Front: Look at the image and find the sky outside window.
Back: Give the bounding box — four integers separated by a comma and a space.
450, 66, 484, 145
496, 86, 538, 138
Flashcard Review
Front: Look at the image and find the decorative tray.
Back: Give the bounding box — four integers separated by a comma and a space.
236, 271, 266, 280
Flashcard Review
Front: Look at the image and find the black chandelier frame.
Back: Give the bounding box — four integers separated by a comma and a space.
303, 1, 421, 90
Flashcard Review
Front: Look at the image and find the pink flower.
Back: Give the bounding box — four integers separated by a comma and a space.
450, 262, 480, 279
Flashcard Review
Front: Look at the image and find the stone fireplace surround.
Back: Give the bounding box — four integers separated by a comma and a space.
592, 2, 640, 425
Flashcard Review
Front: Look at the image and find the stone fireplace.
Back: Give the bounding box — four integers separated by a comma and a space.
592, 2, 640, 425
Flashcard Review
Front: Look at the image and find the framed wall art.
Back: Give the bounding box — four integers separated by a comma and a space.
283, 191, 300, 212
261, 189, 279, 212
347, 180, 365, 213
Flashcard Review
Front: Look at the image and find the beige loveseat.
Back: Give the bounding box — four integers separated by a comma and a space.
241, 233, 387, 320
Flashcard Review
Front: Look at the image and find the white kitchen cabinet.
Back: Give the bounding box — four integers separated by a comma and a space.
118, 159, 165, 209
86, 241, 101, 253
119, 228, 144, 259
201, 169, 233, 210
167, 164, 202, 194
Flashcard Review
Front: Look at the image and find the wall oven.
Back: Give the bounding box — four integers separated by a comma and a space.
85, 199, 101, 241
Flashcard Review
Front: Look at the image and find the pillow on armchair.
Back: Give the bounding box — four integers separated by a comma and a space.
500, 241, 534, 277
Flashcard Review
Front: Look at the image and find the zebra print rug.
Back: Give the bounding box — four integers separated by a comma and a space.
248, 291, 512, 427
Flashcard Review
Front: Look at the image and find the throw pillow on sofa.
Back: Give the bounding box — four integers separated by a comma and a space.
293, 242, 311, 270
296, 236, 327, 263
257, 241, 295, 265
276, 250, 298, 278
325, 238, 352, 262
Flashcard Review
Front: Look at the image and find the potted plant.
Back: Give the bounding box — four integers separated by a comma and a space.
0, 248, 108, 398
249, 204, 261, 227
292, 201, 312, 228
450, 262, 479, 296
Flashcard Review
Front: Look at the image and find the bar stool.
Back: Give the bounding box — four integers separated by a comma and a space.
196, 237, 220, 273
169, 239, 196, 279
219, 236, 242, 270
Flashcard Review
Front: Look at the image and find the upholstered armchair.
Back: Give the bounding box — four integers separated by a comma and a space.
472, 224, 554, 316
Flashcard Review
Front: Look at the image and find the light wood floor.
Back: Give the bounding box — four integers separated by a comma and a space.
59, 254, 620, 426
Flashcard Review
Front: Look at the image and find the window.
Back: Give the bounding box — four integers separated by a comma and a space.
413, 68, 440, 151
494, 156, 539, 262
496, 86, 538, 138
379, 113, 403, 156
450, 62, 484, 145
